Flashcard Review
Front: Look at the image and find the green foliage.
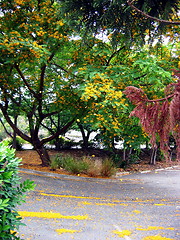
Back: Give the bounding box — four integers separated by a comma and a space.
50, 136, 77, 150
50, 154, 89, 174
3, 136, 26, 150
61, 0, 180, 47
0, 141, 35, 240
50, 154, 116, 177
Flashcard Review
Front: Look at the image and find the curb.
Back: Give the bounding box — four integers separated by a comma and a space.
139, 165, 180, 174
19, 168, 121, 183
19, 165, 180, 182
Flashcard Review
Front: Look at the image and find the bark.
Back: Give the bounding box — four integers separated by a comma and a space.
78, 123, 91, 149
12, 116, 18, 149
35, 145, 50, 167
150, 147, 157, 165
0, 117, 13, 138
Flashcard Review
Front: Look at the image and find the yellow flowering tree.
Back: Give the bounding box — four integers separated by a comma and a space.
0, 0, 87, 166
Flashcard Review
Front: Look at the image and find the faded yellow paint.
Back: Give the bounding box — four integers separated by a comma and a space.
79, 201, 116, 206
142, 235, 174, 240
132, 210, 142, 214
55, 229, 80, 235
112, 230, 132, 237
18, 211, 89, 220
136, 226, 174, 231
40, 193, 102, 200
154, 204, 166, 206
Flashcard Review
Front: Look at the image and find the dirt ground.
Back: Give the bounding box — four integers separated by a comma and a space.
16, 149, 180, 177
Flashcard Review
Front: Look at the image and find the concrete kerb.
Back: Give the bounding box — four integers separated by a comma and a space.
19, 165, 180, 182
19, 168, 122, 183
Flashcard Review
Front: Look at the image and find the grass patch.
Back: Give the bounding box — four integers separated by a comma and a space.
50, 154, 116, 177
101, 158, 116, 177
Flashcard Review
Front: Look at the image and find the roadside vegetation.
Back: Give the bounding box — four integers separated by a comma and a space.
50, 154, 116, 177
0, 142, 35, 240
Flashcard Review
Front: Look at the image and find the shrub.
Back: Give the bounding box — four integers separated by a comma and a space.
50, 154, 65, 170
64, 156, 89, 174
3, 137, 26, 151
83, 157, 102, 177
0, 141, 35, 240
100, 158, 116, 177
50, 137, 78, 150
50, 154, 89, 174
51, 154, 116, 177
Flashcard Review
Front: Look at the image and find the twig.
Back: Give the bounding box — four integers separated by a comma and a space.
127, 0, 180, 25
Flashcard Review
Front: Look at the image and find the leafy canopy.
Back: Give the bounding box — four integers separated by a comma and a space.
60, 0, 180, 46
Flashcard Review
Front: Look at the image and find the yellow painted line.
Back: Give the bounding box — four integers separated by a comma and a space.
56, 229, 81, 235
132, 210, 141, 214
40, 192, 102, 200
18, 211, 89, 220
37, 192, 174, 207
136, 226, 174, 231
79, 201, 116, 206
154, 203, 166, 206
142, 236, 174, 240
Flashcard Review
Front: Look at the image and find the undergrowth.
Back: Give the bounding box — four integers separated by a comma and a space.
50, 154, 116, 177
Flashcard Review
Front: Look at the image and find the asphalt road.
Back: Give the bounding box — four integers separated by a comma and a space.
17, 167, 180, 240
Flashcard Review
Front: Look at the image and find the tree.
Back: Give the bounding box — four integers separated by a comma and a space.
124, 70, 180, 164
0, 0, 88, 166
69, 37, 176, 158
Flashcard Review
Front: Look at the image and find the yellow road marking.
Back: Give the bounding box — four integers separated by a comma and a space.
56, 229, 81, 235
40, 192, 102, 200
142, 236, 174, 240
79, 201, 116, 206
136, 226, 175, 231
18, 211, 89, 220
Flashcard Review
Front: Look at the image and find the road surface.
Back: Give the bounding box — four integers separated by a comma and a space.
17, 167, 180, 240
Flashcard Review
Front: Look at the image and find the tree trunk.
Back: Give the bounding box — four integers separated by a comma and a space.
78, 123, 91, 149
150, 147, 157, 165
35, 145, 50, 167
12, 116, 18, 149
123, 148, 126, 162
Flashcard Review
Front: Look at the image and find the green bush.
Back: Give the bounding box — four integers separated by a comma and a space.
51, 154, 89, 174
50, 137, 78, 150
51, 154, 116, 177
0, 141, 35, 240
63, 155, 89, 174
2, 137, 26, 151
50, 154, 65, 170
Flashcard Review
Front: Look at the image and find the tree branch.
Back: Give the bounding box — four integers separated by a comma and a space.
148, 93, 174, 102
0, 117, 13, 138
14, 64, 38, 97
106, 46, 126, 66
0, 103, 31, 143
40, 118, 76, 146
127, 0, 180, 25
